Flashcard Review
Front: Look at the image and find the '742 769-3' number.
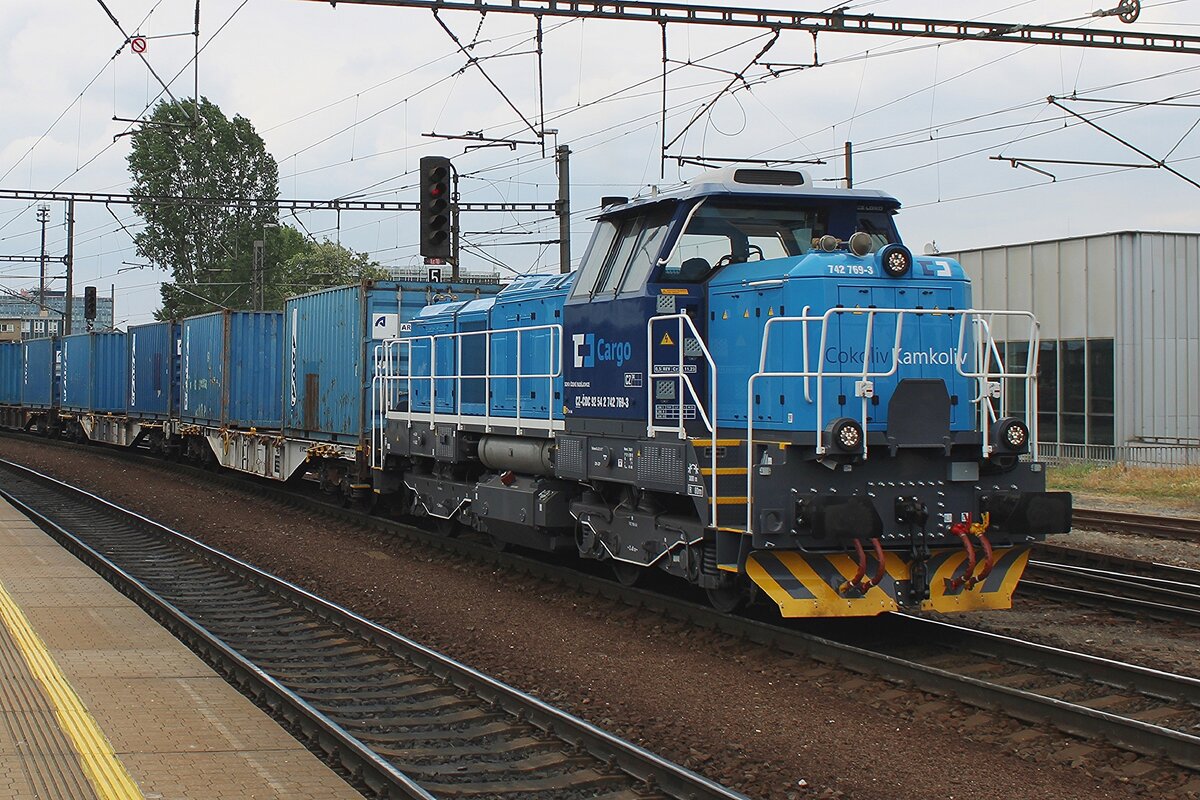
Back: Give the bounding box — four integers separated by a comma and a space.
827, 264, 875, 275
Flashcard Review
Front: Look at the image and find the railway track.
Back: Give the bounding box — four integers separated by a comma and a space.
0, 458, 747, 800
1072, 507, 1200, 543
825, 613, 1200, 765
1023, 548, 1200, 626
2, 442, 1200, 772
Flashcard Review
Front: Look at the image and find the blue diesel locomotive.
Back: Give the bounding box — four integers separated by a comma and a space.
375, 166, 1072, 617
0, 166, 1071, 619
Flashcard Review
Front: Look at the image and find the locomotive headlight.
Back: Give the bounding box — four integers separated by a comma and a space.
848, 231, 873, 257
994, 417, 1029, 453
878, 243, 914, 278
825, 417, 865, 454
819, 234, 840, 252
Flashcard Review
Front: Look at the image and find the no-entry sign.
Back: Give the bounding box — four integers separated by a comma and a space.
130, 36, 147, 53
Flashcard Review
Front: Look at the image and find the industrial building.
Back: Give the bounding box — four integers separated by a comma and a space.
947, 231, 1200, 466
0, 289, 114, 339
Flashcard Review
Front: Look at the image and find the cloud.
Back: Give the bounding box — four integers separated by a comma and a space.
0, 0, 1197, 320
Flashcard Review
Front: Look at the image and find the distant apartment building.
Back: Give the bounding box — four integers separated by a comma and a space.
0, 319, 19, 342
0, 289, 114, 339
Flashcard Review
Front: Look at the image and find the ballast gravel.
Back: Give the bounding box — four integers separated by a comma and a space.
0, 436, 1197, 800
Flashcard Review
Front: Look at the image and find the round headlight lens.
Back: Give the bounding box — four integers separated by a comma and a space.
994, 417, 1030, 453
1003, 420, 1028, 449
827, 417, 864, 453
879, 244, 913, 278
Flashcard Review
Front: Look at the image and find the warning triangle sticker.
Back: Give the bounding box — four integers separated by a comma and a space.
722, 310, 728, 320
768, 307, 775, 316
743, 309, 750, 318
661, 331, 675, 346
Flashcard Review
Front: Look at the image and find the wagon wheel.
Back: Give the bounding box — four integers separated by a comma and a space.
611, 561, 643, 587
705, 583, 747, 614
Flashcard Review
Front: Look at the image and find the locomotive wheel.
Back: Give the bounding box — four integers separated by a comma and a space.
611, 561, 643, 587
705, 585, 746, 614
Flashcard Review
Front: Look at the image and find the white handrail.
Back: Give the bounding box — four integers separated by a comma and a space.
374, 324, 564, 438
646, 313, 718, 527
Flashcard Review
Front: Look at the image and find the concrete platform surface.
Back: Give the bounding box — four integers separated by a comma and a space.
0, 496, 363, 800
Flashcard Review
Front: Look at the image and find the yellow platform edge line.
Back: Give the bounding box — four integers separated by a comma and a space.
0, 578, 144, 800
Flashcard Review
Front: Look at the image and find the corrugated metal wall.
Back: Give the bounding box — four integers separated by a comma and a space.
1118, 233, 1200, 444
949, 232, 1200, 449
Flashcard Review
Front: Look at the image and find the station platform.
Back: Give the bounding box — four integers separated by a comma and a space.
0, 496, 362, 800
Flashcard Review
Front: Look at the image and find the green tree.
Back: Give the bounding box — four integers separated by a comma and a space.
263, 232, 389, 308
127, 97, 279, 318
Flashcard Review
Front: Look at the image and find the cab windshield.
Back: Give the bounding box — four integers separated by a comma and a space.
657, 198, 899, 282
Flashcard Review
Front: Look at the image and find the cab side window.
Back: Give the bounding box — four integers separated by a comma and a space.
854, 210, 898, 250
571, 220, 618, 300
583, 204, 675, 298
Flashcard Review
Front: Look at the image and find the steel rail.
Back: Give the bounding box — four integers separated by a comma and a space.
0, 458, 748, 800
1023, 576, 1200, 626
1072, 507, 1200, 543
4, 435, 1200, 768
1022, 542, 1200, 625
857, 613, 1200, 768
1035, 541, 1200, 583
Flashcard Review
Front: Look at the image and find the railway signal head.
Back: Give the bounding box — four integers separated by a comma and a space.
83, 286, 97, 320
420, 156, 453, 260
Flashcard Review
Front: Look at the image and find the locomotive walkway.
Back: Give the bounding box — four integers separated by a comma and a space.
0, 496, 361, 800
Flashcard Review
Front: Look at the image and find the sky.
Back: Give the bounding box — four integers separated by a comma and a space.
0, 0, 1198, 327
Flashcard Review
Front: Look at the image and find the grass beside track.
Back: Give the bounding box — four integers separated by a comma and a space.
1048, 463, 1200, 515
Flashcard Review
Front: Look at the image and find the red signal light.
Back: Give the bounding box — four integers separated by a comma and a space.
420, 156, 454, 260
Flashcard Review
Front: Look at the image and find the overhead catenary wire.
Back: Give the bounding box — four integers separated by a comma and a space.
3, 0, 1197, 297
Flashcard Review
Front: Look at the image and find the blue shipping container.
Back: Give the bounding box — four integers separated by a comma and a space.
20, 337, 57, 409
0, 342, 20, 405
128, 321, 180, 419
61, 332, 128, 413
182, 311, 283, 428
284, 280, 504, 443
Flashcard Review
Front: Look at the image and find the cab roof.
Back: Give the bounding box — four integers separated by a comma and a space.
598, 166, 901, 216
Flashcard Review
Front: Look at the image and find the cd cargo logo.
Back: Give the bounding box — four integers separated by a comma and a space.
573, 333, 633, 368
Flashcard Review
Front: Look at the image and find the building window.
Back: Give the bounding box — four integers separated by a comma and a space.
1037, 341, 1058, 442
1088, 338, 1115, 445
1059, 339, 1086, 444
1004, 341, 1028, 417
